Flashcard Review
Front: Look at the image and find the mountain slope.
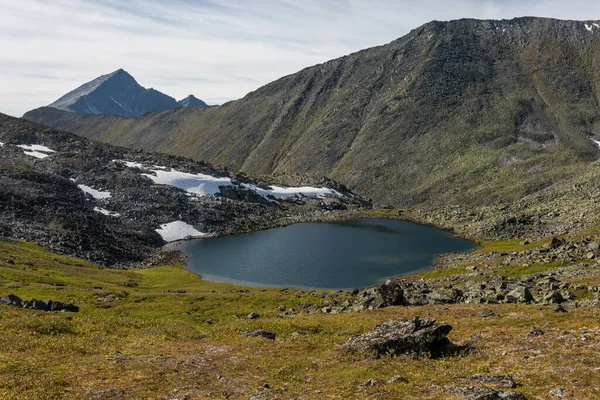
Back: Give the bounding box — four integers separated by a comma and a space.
25, 18, 600, 208
0, 113, 364, 265
46, 69, 206, 118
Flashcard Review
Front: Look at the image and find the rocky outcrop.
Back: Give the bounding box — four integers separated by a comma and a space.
0, 294, 79, 312
445, 385, 526, 399
344, 317, 453, 357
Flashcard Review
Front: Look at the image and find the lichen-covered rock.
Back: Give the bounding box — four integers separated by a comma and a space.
344, 316, 453, 357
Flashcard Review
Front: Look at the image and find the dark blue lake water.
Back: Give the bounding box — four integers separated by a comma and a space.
174, 219, 476, 289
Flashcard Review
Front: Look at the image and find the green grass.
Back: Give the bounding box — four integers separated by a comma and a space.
1, 240, 600, 399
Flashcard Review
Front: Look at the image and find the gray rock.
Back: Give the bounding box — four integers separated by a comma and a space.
387, 375, 408, 383
445, 385, 526, 399
344, 316, 453, 357
0, 294, 23, 307
505, 286, 533, 303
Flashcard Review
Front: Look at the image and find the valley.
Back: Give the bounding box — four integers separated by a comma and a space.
3, 14, 600, 400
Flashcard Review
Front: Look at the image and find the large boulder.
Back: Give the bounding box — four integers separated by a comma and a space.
344, 316, 453, 357
505, 286, 533, 303
0, 294, 23, 307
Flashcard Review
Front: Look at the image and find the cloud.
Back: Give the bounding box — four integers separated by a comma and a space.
0, 0, 599, 117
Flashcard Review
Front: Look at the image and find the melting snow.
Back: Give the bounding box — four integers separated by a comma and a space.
117, 159, 342, 200
241, 183, 341, 199
17, 144, 55, 159
93, 207, 120, 217
585, 23, 600, 32
78, 184, 112, 199
142, 169, 232, 196
156, 221, 206, 242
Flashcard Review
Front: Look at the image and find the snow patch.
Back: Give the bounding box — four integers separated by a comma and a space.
156, 221, 206, 242
0, 142, 4, 147
78, 184, 112, 199
142, 169, 232, 196
241, 183, 341, 199
24, 151, 50, 159
585, 23, 600, 32
93, 207, 120, 217
17, 144, 55, 159
593, 139, 600, 149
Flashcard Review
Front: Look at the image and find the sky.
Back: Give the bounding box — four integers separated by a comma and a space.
1, 0, 600, 117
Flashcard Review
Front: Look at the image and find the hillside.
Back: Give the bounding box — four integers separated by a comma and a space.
0, 113, 365, 266
45, 69, 207, 118
25, 17, 600, 208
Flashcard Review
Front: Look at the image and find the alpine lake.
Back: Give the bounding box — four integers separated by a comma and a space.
171, 219, 477, 290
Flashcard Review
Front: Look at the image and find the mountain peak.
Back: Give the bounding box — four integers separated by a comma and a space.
47, 69, 179, 118
178, 95, 208, 108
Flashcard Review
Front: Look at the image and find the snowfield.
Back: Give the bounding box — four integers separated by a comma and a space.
141, 168, 232, 197
117, 159, 342, 200
241, 183, 341, 199
78, 184, 112, 199
156, 221, 206, 242
17, 144, 55, 159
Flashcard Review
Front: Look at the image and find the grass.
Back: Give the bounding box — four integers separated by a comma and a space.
1, 240, 600, 399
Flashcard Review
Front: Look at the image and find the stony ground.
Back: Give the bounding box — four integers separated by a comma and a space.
1, 240, 600, 399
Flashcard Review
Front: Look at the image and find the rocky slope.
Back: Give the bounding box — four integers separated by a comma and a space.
0, 113, 366, 266
25, 17, 600, 209
45, 69, 207, 118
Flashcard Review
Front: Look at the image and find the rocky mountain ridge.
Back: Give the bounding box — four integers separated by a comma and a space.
46, 69, 207, 118
25, 17, 600, 209
0, 113, 366, 266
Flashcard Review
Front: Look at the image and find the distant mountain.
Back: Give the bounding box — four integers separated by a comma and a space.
178, 95, 208, 107
25, 18, 600, 208
46, 69, 206, 118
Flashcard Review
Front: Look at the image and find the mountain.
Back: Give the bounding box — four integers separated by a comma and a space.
45, 69, 206, 118
25, 18, 600, 208
178, 94, 208, 107
0, 113, 364, 265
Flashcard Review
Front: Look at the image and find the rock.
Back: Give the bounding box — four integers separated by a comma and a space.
0, 294, 23, 307
553, 304, 568, 313
445, 385, 526, 399
247, 312, 260, 319
505, 287, 533, 303
344, 316, 453, 357
549, 387, 567, 397
387, 375, 408, 383
479, 309, 500, 318
243, 329, 276, 340
464, 374, 516, 389
543, 291, 564, 304
528, 328, 545, 337
358, 378, 376, 388
1, 295, 78, 312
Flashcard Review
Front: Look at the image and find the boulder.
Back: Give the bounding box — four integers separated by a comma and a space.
0, 294, 23, 307
505, 287, 533, 303
445, 385, 526, 399
344, 316, 453, 357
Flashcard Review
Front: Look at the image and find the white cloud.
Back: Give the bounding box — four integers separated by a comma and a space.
0, 0, 599, 117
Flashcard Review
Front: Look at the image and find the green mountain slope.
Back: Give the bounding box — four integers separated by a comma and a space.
25, 17, 600, 208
